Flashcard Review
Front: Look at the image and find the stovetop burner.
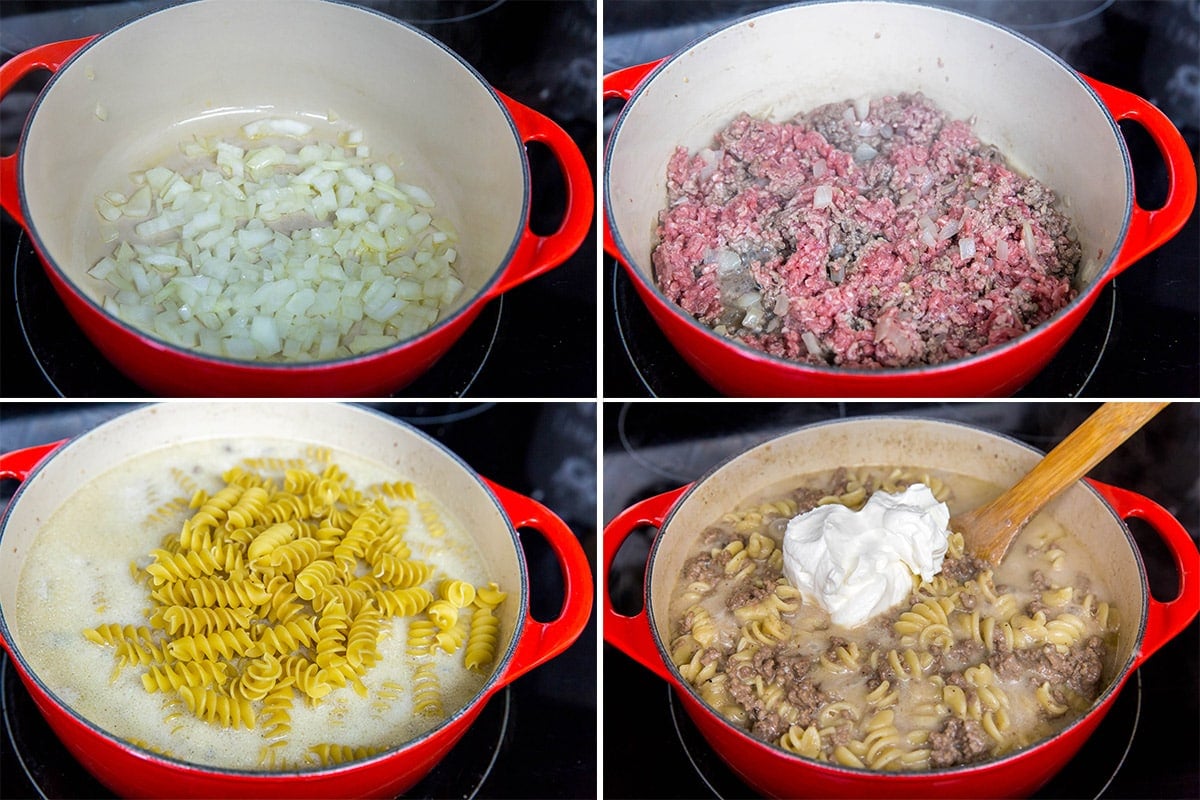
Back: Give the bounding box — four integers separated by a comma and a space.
11, 230, 502, 398
602, 0, 1199, 398
1, 657, 511, 800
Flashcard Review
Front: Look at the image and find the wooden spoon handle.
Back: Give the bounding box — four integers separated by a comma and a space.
957, 402, 1168, 564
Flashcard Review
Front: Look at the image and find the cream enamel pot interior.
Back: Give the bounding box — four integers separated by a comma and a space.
0, 0, 593, 397
0, 403, 593, 799
603, 0, 1196, 397
603, 416, 1199, 798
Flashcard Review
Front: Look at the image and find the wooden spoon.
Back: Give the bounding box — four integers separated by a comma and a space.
953, 401, 1168, 565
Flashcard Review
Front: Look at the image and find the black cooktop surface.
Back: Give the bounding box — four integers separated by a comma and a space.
603, 401, 1199, 798
602, 0, 1200, 398
0, 401, 597, 799
1, 0, 596, 398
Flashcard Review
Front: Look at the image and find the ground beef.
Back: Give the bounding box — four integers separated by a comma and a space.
928, 717, 992, 768
680, 549, 730, 584
726, 646, 825, 740
726, 578, 772, 611
652, 93, 1081, 368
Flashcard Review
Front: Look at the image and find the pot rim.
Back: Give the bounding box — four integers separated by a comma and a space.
0, 401, 530, 779
603, 0, 1133, 380
16, 0, 532, 373
641, 414, 1148, 778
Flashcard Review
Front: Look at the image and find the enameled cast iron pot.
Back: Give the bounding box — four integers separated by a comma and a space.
0, 0, 593, 397
0, 403, 594, 798
603, 416, 1199, 798
603, 1, 1197, 397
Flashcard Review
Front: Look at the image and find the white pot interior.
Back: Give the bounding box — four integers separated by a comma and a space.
607, 1, 1130, 294
20, 0, 527, 316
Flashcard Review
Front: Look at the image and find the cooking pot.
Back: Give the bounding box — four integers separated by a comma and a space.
603, 0, 1196, 397
0, 0, 593, 397
603, 415, 1199, 798
0, 402, 593, 798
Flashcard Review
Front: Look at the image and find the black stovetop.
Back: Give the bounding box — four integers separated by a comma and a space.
603, 0, 1200, 398
0, 401, 597, 799
603, 400, 1200, 799
0, 0, 596, 398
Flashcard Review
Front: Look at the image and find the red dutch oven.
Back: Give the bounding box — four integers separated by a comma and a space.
0, 403, 593, 798
603, 1, 1197, 397
0, 0, 593, 397
603, 415, 1199, 798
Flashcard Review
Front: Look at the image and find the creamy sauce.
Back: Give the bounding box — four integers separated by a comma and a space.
14, 438, 496, 770
670, 466, 1118, 769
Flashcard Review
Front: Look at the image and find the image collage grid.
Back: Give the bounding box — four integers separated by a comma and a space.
0, 1, 1196, 799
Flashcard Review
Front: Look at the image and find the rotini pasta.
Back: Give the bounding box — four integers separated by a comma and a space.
73, 446, 507, 771
668, 464, 1119, 772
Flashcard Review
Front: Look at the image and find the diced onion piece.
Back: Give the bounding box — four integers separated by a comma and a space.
958, 237, 976, 259
812, 158, 827, 179
801, 331, 825, 357
938, 219, 961, 240
90, 118, 462, 363
996, 239, 1010, 262
854, 143, 878, 162
813, 185, 834, 209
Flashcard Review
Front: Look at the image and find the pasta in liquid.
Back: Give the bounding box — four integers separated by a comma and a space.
668, 467, 1118, 771
14, 439, 505, 771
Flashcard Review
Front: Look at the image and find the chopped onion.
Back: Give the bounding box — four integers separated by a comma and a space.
90, 118, 462, 362
938, 219, 961, 240
812, 158, 828, 179
1022, 221, 1037, 256
853, 95, 871, 121
958, 237, 976, 259
801, 330, 825, 357
813, 185, 834, 209
996, 239, 1010, 262
854, 143, 878, 162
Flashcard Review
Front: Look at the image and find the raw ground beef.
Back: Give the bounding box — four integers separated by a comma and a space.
652, 93, 1081, 368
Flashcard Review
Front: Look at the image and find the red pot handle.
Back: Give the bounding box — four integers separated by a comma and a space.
600, 59, 664, 262
1082, 74, 1198, 277
0, 439, 67, 482
0, 36, 97, 228
1087, 478, 1200, 667
602, 484, 688, 683
484, 478, 593, 686
602, 59, 662, 103
486, 92, 594, 298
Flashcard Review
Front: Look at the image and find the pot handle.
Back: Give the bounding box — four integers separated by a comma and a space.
484, 478, 593, 686
486, 92, 594, 298
600, 59, 664, 262
602, 484, 688, 683
602, 59, 663, 102
0, 36, 97, 228
0, 439, 66, 482
1083, 75, 1198, 276
1088, 479, 1199, 667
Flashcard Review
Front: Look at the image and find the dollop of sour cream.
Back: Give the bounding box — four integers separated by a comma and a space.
782, 483, 951, 627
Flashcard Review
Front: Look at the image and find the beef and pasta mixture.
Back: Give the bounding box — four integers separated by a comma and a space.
668, 467, 1116, 771
652, 94, 1081, 368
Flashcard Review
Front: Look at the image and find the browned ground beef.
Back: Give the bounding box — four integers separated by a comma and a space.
652, 93, 1081, 368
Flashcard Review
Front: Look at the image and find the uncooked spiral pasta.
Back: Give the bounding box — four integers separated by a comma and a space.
668, 464, 1118, 772
73, 446, 508, 771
